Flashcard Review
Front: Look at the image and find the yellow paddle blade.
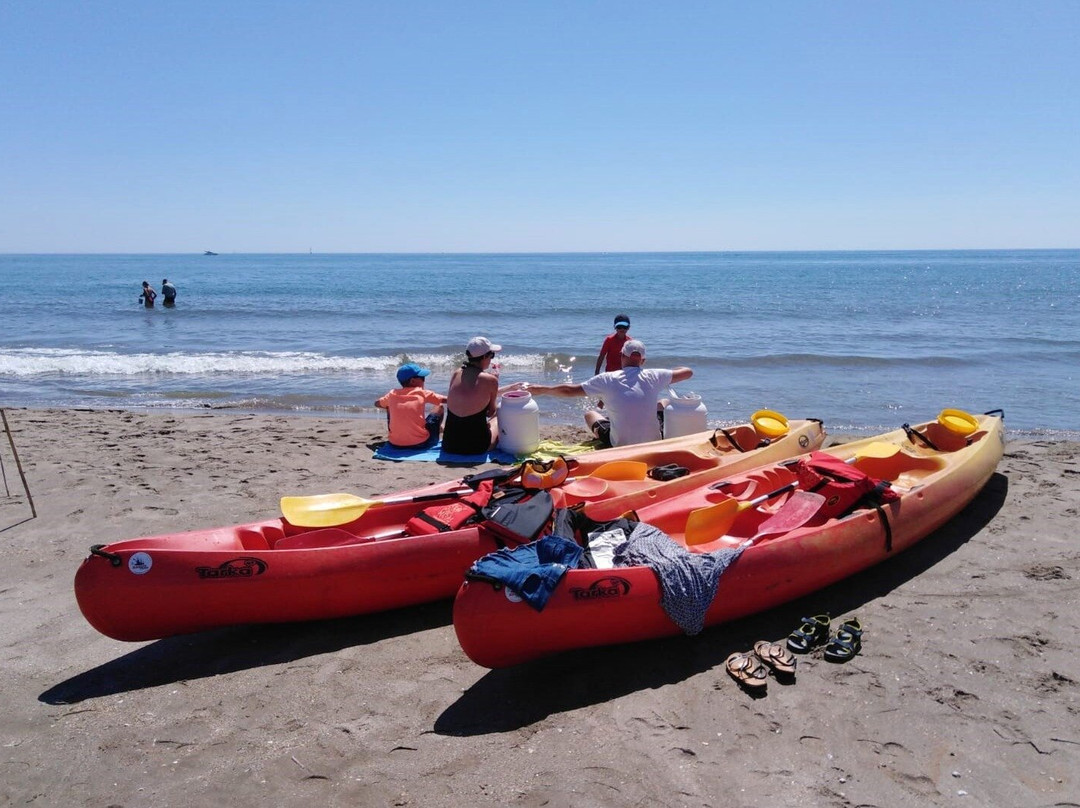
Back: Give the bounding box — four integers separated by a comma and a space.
281, 493, 378, 528
685, 499, 741, 546
590, 460, 648, 481
684, 481, 800, 546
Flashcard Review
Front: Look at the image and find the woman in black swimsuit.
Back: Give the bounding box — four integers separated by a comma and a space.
442, 408, 492, 454
443, 336, 502, 454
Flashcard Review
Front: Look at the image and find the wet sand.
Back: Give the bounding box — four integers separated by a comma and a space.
1, 408, 1077, 807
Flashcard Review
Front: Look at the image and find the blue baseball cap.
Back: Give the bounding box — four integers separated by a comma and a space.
397, 363, 431, 385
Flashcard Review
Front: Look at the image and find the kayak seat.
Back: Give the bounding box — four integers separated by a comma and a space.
710, 425, 758, 453
907, 422, 982, 453
855, 452, 946, 485
236, 526, 285, 550
274, 529, 377, 551
632, 450, 715, 472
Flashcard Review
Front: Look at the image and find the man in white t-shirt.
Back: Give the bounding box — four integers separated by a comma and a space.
522, 339, 693, 447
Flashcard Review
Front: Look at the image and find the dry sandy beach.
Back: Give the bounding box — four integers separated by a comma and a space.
1, 408, 1077, 807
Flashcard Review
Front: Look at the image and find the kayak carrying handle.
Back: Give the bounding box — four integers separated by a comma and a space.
89, 544, 123, 567
983, 408, 1004, 419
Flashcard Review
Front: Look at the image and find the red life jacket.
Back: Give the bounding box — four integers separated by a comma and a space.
792, 452, 900, 520
404, 480, 494, 535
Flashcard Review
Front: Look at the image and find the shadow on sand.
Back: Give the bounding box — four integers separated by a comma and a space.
40, 600, 453, 705
433, 471, 1009, 736
0, 515, 35, 533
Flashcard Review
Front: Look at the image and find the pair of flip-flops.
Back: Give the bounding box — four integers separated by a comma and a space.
725, 641, 798, 691
786, 614, 863, 661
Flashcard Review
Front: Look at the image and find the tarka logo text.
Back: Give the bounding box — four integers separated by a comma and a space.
196, 557, 268, 579
570, 576, 631, 601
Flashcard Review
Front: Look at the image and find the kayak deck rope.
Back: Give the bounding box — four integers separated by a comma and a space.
89, 544, 123, 567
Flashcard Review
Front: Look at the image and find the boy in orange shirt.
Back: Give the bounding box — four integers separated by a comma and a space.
375, 363, 446, 449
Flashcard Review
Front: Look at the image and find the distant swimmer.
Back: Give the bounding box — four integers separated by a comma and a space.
139, 281, 157, 308
161, 278, 177, 307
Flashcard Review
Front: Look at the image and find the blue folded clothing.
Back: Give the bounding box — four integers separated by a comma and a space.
373, 440, 517, 465
467, 535, 584, 611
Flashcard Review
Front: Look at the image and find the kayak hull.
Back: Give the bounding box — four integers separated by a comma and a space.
75, 418, 824, 641
452, 413, 1005, 668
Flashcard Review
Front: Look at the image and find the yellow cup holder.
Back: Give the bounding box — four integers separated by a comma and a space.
752, 409, 789, 438
937, 408, 978, 436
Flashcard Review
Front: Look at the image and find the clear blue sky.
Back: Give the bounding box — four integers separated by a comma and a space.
2, 1, 1077, 252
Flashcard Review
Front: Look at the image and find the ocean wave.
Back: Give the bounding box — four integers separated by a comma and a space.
699, 353, 974, 369
0, 347, 562, 378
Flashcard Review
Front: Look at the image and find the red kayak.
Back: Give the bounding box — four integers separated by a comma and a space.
452, 410, 1004, 668
74, 417, 824, 641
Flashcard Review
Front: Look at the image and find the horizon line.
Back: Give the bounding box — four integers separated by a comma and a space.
2, 246, 1079, 257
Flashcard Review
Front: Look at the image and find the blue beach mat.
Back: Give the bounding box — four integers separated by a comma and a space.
373, 440, 518, 466
373, 437, 602, 465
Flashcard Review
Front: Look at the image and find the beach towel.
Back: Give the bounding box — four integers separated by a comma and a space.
525, 438, 603, 462
373, 440, 517, 466
374, 438, 595, 465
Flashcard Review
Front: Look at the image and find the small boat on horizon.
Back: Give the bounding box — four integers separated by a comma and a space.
203, 250, 218, 256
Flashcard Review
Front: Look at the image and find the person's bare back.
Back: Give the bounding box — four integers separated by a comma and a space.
447, 365, 498, 418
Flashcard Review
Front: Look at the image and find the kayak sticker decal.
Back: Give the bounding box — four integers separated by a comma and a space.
195, 557, 268, 580
128, 552, 153, 575
570, 576, 631, 601
799, 435, 811, 448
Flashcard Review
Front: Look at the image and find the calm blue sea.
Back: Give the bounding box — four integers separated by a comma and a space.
1, 251, 1078, 438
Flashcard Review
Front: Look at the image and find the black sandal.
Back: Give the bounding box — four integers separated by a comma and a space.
786, 614, 830, 653
824, 618, 863, 662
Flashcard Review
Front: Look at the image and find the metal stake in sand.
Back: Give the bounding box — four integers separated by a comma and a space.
0, 441, 8, 497
0, 409, 36, 518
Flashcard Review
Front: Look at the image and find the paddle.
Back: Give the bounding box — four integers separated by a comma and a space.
684, 441, 902, 545
282, 489, 473, 528
282, 460, 648, 528
685, 482, 800, 545
737, 490, 826, 547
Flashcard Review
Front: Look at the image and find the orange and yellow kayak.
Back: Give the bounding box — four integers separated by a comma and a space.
452, 411, 1004, 668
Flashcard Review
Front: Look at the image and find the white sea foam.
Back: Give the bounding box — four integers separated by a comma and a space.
0, 347, 555, 377
2, 251, 1077, 432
